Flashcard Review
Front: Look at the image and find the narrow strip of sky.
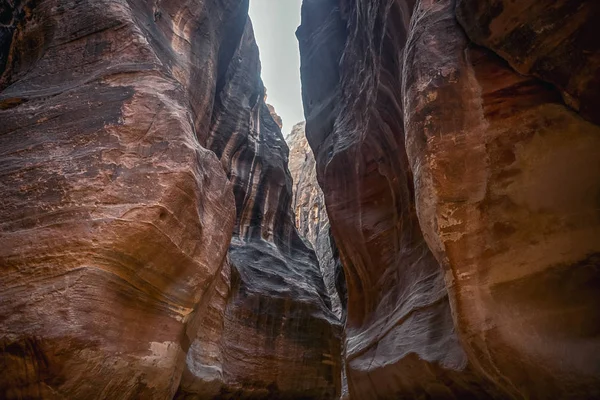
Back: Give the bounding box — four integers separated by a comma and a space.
248, 0, 304, 134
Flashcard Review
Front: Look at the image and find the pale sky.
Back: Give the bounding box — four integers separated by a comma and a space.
248, 0, 304, 134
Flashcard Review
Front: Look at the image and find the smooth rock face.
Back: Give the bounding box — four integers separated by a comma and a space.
286, 121, 345, 320
177, 20, 342, 400
298, 1, 496, 398
455, 0, 600, 125
405, 0, 600, 398
0, 0, 237, 398
299, 0, 600, 398
1, 1, 340, 399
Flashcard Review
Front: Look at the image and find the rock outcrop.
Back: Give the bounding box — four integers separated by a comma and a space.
286, 121, 345, 320
2, 0, 599, 398
298, 0, 600, 398
298, 2, 489, 398
0, 1, 339, 399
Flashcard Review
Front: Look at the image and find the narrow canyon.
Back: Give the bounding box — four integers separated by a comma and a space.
0, 0, 598, 399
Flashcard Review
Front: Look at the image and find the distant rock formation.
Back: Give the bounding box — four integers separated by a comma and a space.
264, 88, 283, 129
179, 20, 341, 399
286, 121, 345, 321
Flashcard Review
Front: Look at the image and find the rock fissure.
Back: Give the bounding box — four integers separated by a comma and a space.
1, 0, 599, 399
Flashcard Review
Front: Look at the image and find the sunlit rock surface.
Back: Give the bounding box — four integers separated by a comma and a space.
299, 0, 600, 398
286, 121, 345, 321
177, 19, 342, 400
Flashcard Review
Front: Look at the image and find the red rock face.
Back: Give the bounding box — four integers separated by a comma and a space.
0, 0, 237, 398
405, 0, 600, 398
299, 0, 600, 398
1, 1, 340, 399
455, 0, 600, 125
298, 1, 495, 398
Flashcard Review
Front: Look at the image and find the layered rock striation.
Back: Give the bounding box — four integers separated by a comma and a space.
299, 0, 600, 398
178, 18, 341, 400
298, 1, 490, 398
2, 0, 599, 398
286, 121, 346, 321
0, 0, 237, 397
404, 0, 600, 398
0, 1, 340, 399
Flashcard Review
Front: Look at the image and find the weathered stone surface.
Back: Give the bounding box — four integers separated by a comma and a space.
1, 1, 340, 399
298, 1, 498, 398
299, 0, 600, 398
177, 20, 342, 400
455, 0, 600, 125
0, 0, 238, 398
286, 121, 344, 320
404, 0, 600, 398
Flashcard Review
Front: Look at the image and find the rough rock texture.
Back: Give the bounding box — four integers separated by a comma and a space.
286, 121, 345, 320
456, 0, 600, 125
177, 19, 341, 400
0, 0, 237, 398
0, 1, 340, 399
404, 0, 600, 398
299, 0, 600, 398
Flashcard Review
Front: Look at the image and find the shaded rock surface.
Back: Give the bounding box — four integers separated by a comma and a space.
177, 17, 341, 400
0, 0, 340, 399
286, 121, 345, 321
456, 0, 600, 125
299, 0, 600, 398
405, 0, 600, 398
298, 1, 495, 398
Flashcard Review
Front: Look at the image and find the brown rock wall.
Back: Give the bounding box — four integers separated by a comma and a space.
1, 1, 340, 399
298, 1, 496, 398
286, 121, 345, 320
299, 0, 600, 398
178, 19, 342, 400
455, 0, 600, 124
405, 0, 600, 397
0, 0, 237, 398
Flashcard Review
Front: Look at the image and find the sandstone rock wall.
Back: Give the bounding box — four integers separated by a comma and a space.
299, 0, 600, 398
2, 0, 599, 397
0, 1, 340, 399
286, 121, 345, 321
405, 0, 600, 398
298, 1, 493, 398
169, 16, 342, 400
0, 0, 238, 397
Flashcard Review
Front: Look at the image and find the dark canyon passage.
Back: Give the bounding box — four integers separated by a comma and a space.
0, 0, 599, 399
